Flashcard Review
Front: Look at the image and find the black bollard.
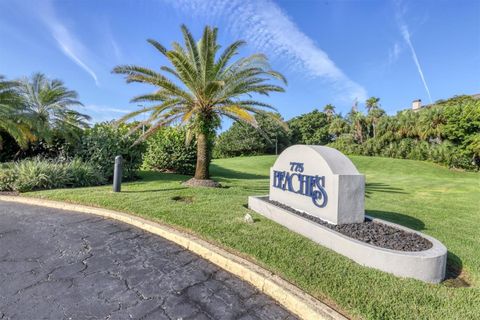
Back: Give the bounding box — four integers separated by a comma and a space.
113, 155, 123, 192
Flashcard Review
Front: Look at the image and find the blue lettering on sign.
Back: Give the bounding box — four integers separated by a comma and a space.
272, 162, 328, 208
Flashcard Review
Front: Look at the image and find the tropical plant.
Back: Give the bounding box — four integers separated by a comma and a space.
0, 158, 105, 192
327, 95, 480, 170
17, 73, 90, 143
366, 106, 386, 138
0, 76, 32, 149
77, 122, 146, 181
418, 107, 446, 142
365, 96, 380, 113
142, 127, 197, 175
328, 117, 349, 138
347, 107, 366, 144
113, 25, 286, 185
323, 104, 335, 119
396, 110, 418, 138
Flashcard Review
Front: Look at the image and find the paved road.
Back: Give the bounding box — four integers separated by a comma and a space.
0, 201, 296, 320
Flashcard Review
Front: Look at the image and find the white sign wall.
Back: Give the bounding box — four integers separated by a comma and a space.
269, 145, 365, 225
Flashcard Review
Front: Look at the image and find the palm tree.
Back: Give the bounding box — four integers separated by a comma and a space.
396, 110, 418, 139
17, 73, 90, 143
113, 25, 286, 185
0, 76, 33, 149
367, 107, 385, 138
418, 107, 446, 142
328, 117, 348, 138
323, 104, 335, 120
347, 107, 366, 144
365, 96, 380, 113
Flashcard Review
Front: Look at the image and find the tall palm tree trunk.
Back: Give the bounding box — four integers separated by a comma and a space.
194, 132, 209, 179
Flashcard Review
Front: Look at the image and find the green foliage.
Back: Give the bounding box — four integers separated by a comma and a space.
0, 73, 91, 161
0, 163, 16, 191
17, 73, 90, 144
328, 95, 480, 170
142, 127, 197, 175
77, 123, 146, 181
289, 109, 331, 145
219, 95, 479, 171
214, 113, 290, 158
0, 158, 105, 192
0, 75, 32, 150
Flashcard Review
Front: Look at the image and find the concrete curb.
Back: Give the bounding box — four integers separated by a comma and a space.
0, 195, 348, 320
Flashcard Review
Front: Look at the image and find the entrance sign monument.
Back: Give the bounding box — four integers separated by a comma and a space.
269, 145, 364, 225
249, 145, 447, 283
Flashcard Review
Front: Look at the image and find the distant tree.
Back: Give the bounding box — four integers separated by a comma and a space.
113, 25, 286, 184
365, 96, 380, 113
288, 109, 331, 145
396, 110, 418, 139
214, 113, 289, 158
366, 106, 386, 138
347, 107, 366, 144
323, 104, 336, 119
418, 108, 446, 142
293, 95, 480, 170
328, 117, 349, 138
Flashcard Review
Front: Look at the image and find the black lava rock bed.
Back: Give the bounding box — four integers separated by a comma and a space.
266, 199, 432, 252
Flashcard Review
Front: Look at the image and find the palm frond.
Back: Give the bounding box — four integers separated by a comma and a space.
147, 39, 167, 55
180, 24, 201, 73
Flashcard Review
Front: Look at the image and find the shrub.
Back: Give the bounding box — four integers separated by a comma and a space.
0, 163, 16, 191
142, 127, 197, 175
0, 158, 105, 192
68, 159, 108, 187
77, 122, 145, 181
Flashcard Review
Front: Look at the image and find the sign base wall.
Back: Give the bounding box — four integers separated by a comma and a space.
248, 196, 447, 283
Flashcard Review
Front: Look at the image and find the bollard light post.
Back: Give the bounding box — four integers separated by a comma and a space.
113, 155, 123, 192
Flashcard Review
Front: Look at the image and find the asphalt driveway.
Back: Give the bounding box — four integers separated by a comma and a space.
0, 201, 296, 320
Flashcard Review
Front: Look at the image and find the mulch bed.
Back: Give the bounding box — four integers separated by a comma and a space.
266, 199, 433, 252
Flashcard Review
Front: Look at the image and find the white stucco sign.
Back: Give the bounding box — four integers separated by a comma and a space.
269, 145, 365, 225
249, 145, 446, 283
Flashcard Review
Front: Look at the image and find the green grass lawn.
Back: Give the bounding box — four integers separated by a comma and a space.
27, 155, 480, 319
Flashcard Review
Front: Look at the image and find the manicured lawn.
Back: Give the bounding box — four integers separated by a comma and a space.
27, 155, 480, 319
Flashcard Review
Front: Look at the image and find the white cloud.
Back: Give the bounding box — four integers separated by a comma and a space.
162, 0, 367, 102
110, 38, 122, 62
388, 42, 402, 65
38, 1, 99, 86
395, 0, 432, 103
103, 22, 123, 62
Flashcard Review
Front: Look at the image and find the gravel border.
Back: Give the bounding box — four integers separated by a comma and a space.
267, 199, 432, 252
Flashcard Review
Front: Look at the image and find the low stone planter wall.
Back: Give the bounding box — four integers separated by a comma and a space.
248, 196, 447, 283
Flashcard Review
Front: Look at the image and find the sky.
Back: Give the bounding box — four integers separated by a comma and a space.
0, 0, 479, 126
